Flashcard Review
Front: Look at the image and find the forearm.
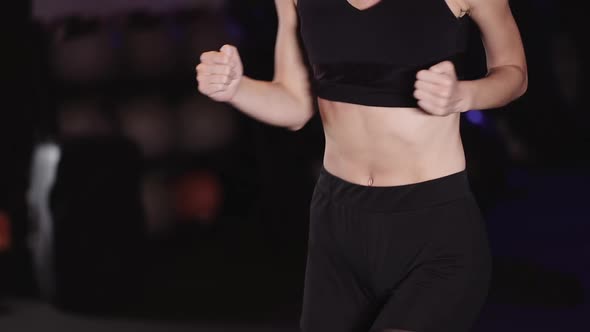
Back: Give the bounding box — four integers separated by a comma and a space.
460, 64, 528, 111
229, 76, 313, 130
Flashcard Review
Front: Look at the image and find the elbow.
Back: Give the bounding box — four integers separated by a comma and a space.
516, 66, 529, 98
287, 119, 305, 131
287, 124, 305, 131
519, 75, 529, 98
286, 107, 315, 131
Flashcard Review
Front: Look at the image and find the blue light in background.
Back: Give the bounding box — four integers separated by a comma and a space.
465, 110, 485, 126
169, 21, 185, 43
109, 28, 124, 50
226, 20, 243, 42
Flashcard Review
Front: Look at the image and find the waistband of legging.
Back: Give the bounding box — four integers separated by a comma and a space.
316, 166, 473, 212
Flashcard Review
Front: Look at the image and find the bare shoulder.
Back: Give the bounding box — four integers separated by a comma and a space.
445, 0, 470, 17
463, 0, 518, 35
463, 0, 526, 70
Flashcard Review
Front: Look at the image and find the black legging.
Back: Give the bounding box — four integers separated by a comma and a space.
300, 166, 491, 332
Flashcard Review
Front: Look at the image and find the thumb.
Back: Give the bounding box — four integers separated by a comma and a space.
220, 44, 234, 58
429, 60, 455, 76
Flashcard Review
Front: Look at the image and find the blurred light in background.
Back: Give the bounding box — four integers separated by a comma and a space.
141, 171, 174, 234
466, 109, 485, 126
125, 13, 176, 77
118, 97, 175, 158
33, 0, 226, 21
58, 98, 114, 137
28, 0, 239, 243
172, 169, 223, 224
177, 96, 237, 153
52, 19, 115, 82
0, 211, 12, 252
26, 142, 62, 300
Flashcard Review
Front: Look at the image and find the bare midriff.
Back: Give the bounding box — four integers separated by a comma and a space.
318, 97, 466, 187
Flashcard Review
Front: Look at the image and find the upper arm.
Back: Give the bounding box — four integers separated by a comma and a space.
466, 0, 527, 78
273, 0, 313, 109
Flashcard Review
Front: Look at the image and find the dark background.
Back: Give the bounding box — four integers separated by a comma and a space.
1, 0, 588, 331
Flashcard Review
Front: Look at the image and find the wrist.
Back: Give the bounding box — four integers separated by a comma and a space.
457, 80, 475, 113
228, 76, 248, 106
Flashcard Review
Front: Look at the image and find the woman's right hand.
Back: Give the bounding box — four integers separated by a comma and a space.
195, 44, 244, 102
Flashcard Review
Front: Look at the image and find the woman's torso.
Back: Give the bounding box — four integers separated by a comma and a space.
296, 0, 470, 186
318, 100, 465, 186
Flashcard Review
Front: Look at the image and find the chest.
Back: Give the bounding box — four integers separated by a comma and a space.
296, 0, 468, 64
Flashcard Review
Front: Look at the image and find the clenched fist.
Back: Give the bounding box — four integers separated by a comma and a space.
196, 44, 243, 102
414, 60, 470, 116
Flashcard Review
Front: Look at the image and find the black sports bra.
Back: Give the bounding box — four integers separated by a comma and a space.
296, 0, 471, 107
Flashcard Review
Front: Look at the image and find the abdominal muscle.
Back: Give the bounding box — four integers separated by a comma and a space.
318, 97, 466, 187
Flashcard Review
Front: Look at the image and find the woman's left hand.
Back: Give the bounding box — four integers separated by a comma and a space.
414, 61, 471, 116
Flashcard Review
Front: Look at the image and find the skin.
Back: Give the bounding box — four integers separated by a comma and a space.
195, 0, 528, 187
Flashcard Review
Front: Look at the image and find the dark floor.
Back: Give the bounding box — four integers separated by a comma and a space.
472, 168, 589, 331
1, 168, 588, 331
0, 298, 298, 332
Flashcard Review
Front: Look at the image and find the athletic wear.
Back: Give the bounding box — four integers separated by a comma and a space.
301, 166, 491, 332
296, 0, 471, 107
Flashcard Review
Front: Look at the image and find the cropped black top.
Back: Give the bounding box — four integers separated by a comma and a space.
296, 0, 471, 107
